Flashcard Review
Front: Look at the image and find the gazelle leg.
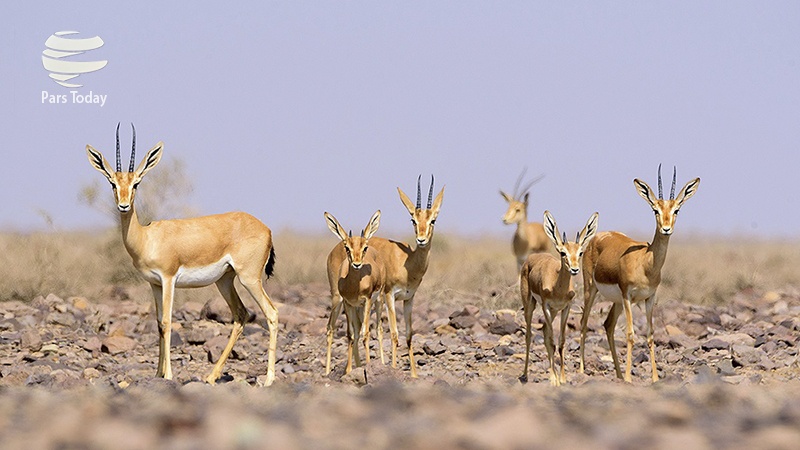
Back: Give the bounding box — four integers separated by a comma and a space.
542, 304, 558, 386
385, 292, 399, 369
558, 306, 570, 385
240, 272, 280, 387
520, 274, 533, 383
361, 296, 372, 365
206, 272, 248, 384
645, 295, 658, 382
604, 302, 624, 379
404, 297, 418, 378
579, 283, 598, 374
344, 305, 356, 374
375, 292, 385, 365
152, 278, 175, 380
325, 294, 344, 375
622, 297, 635, 383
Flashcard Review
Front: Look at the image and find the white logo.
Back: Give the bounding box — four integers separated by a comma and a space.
42, 31, 107, 88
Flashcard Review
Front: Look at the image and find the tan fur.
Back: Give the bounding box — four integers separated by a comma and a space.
579, 174, 700, 383
324, 211, 385, 375
87, 139, 279, 386
325, 180, 444, 378
520, 211, 598, 386
501, 191, 550, 269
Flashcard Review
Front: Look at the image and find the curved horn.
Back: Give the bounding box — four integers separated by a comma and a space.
670, 166, 677, 200
562, 232, 567, 245
427, 174, 434, 209
115, 122, 122, 173
128, 123, 136, 172
657, 163, 663, 200
518, 173, 545, 198
416, 175, 422, 210
576, 231, 580, 244
512, 167, 527, 199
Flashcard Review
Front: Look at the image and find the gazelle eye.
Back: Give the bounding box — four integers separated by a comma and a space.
560, 251, 567, 257
431, 219, 436, 225
133, 182, 140, 189
674, 209, 680, 215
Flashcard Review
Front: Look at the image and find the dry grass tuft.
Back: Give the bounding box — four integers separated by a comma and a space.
1, 230, 798, 311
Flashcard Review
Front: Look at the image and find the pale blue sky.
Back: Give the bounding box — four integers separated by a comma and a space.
2, 2, 799, 238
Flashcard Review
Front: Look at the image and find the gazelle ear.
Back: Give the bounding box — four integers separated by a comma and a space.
542, 210, 562, 247
675, 178, 700, 206
397, 187, 416, 215
86, 145, 115, 182
363, 210, 381, 240
324, 212, 348, 241
430, 187, 445, 218
522, 192, 529, 205
633, 179, 658, 207
500, 191, 513, 203
134, 142, 163, 178
578, 212, 599, 248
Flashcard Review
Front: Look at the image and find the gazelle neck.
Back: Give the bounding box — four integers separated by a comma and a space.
556, 259, 574, 294
119, 205, 146, 257
649, 227, 671, 273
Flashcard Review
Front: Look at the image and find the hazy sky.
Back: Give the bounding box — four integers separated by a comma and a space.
2, 2, 799, 239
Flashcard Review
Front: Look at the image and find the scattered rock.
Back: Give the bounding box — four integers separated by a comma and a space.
101, 336, 138, 355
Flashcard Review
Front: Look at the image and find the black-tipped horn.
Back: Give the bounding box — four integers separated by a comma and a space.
115, 122, 122, 173
128, 123, 136, 172
562, 232, 567, 245
657, 163, 663, 200
416, 175, 422, 210
427, 175, 434, 209
349, 230, 352, 238
670, 166, 677, 200
360, 228, 365, 237
576, 231, 581, 244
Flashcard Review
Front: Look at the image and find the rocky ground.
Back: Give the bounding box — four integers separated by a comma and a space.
0, 284, 799, 449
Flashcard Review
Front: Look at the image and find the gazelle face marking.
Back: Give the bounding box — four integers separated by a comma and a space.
634, 165, 700, 237
325, 210, 381, 270
398, 175, 444, 248
86, 123, 163, 214
543, 211, 599, 276
501, 194, 527, 225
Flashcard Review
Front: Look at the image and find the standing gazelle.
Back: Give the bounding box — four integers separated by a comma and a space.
86, 124, 280, 386
579, 166, 700, 383
324, 176, 444, 378
324, 211, 384, 375
500, 169, 549, 270
520, 211, 598, 386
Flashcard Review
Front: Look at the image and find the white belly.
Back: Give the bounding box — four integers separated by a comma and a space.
175, 255, 233, 287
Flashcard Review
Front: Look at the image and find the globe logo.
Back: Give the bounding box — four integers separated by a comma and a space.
42, 31, 107, 88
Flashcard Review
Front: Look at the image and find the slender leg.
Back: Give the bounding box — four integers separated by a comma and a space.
375, 292, 385, 365
152, 278, 175, 380
604, 302, 624, 379
645, 295, 658, 382
325, 294, 344, 375
519, 273, 533, 383
344, 304, 356, 374
558, 306, 570, 385
579, 283, 598, 374
206, 272, 248, 384
622, 296, 635, 383
404, 297, 418, 378
542, 303, 558, 386
240, 272, 280, 387
361, 295, 372, 365
385, 291, 399, 369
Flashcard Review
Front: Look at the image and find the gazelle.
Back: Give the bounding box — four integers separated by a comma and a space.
500, 169, 549, 270
579, 166, 700, 383
519, 211, 598, 386
324, 211, 384, 375
324, 176, 444, 378
86, 124, 280, 386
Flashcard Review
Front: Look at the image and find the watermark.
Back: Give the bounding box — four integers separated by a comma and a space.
41, 31, 108, 107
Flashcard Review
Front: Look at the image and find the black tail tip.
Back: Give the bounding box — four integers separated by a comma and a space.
265, 246, 276, 278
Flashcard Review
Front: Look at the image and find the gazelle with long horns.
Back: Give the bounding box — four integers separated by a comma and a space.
324, 176, 444, 378
500, 168, 549, 270
519, 211, 598, 386
579, 166, 700, 383
86, 124, 280, 386
324, 211, 385, 374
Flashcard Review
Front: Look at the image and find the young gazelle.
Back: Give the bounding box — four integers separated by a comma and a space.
579, 166, 700, 383
324, 211, 384, 374
500, 169, 549, 270
86, 124, 280, 385
519, 211, 598, 386
324, 176, 444, 378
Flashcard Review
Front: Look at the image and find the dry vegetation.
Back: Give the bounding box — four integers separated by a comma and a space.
2, 229, 798, 311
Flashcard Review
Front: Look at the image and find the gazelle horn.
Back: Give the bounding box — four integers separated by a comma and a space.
128, 123, 136, 173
